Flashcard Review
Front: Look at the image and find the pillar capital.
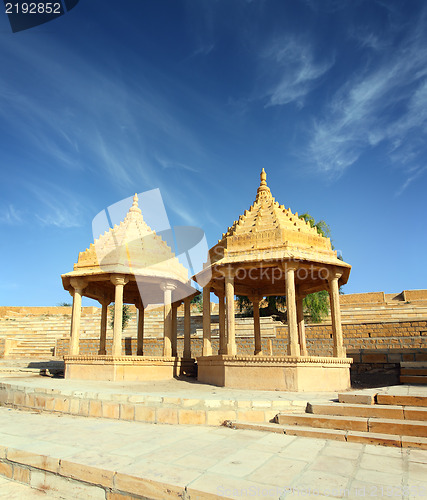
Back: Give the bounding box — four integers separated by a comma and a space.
329, 269, 343, 281
99, 296, 111, 307
282, 261, 299, 272
110, 275, 129, 286
222, 267, 235, 279
69, 278, 87, 292
160, 281, 177, 292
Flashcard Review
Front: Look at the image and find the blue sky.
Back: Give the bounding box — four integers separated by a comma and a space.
0, 0, 426, 306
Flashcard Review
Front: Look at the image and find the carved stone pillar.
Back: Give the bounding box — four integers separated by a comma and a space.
111, 275, 129, 357
161, 282, 176, 357
216, 290, 226, 355
225, 270, 237, 356
251, 296, 262, 355
172, 302, 179, 357
183, 297, 192, 359
136, 301, 144, 356
329, 270, 346, 358
98, 298, 110, 355
69, 278, 87, 356
285, 264, 300, 357
296, 292, 307, 356
202, 286, 212, 356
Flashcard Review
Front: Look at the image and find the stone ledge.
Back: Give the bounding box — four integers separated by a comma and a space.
0, 382, 315, 427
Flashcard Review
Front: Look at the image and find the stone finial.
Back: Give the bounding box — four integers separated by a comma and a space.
256, 168, 270, 197
260, 168, 267, 186
129, 193, 142, 214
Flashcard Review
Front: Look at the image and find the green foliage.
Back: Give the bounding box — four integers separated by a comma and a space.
299, 213, 331, 239
303, 290, 329, 323
57, 302, 72, 307
109, 304, 132, 331
191, 293, 203, 312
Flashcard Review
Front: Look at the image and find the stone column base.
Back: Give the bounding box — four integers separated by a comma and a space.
196, 355, 352, 392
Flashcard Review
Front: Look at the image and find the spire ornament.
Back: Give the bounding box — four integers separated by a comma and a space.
256, 168, 271, 198
129, 193, 142, 214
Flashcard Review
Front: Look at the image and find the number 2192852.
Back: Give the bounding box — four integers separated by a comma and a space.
5, 3, 62, 14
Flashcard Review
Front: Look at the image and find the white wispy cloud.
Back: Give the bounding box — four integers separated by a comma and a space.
0, 205, 22, 225
307, 18, 427, 178
25, 182, 86, 228
395, 166, 427, 197
262, 37, 334, 107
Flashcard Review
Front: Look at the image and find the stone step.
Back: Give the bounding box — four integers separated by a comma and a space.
376, 394, 427, 407
276, 412, 427, 437
276, 413, 369, 432
228, 421, 427, 448
400, 375, 427, 385
338, 391, 427, 407
401, 368, 427, 376
307, 402, 427, 420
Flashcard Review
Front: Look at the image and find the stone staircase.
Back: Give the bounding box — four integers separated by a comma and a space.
400, 362, 427, 385
229, 388, 427, 449
326, 302, 427, 324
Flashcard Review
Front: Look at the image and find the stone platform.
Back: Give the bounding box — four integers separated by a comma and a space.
197, 355, 352, 391
0, 375, 336, 427
1, 373, 427, 498
64, 355, 196, 381
0, 405, 426, 499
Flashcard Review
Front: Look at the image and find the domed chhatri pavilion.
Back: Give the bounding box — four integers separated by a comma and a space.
61, 194, 198, 381
194, 169, 352, 391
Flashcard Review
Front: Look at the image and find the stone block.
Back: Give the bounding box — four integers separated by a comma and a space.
178, 409, 206, 425
54, 398, 70, 413
114, 472, 183, 499
162, 397, 181, 406
79, 399, 89, 416
120, 404, 135, 421
107, 492, 137, 500
347, 430, 401, 447
89, 400, 102, 418
69, 398, 80, 414
402, 436, 427, 449
31, 468, 105, 499
404, 407, 427, 421
236, 410, 265, 423
181, 399, 201, 407
60, 460, 114, 488
156, 408, 178, 425
102, 402, 120, 419
134, 406, 156, 423
369, 418, 427, 437
204, 400, 222, 408
13, 392, 25, 406
34, 395, 46, 409
252, 400, 272, 408
44, 396, 55, 411
0, 460, 13, 478
206, 410, 236, 426
13, 465, 30, 484
7, 448, 59, 473
236, 400, 252, 408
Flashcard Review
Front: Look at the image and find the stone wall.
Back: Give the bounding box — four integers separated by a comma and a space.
275, 320, 427, 356
0, 338, 4, 357
55, 336, 274, 358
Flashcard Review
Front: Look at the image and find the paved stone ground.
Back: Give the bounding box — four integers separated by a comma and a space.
0, 406, 426, 499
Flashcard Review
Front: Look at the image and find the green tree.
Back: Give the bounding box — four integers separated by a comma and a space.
191, 293, 203, 312
109, 304, 132, 331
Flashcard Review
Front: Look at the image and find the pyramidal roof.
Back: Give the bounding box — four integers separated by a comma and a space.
67, 194, 188, 283
207, 169, 349, 268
